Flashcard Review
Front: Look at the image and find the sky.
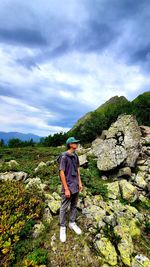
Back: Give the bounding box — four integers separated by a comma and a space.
0, 0, 150, 137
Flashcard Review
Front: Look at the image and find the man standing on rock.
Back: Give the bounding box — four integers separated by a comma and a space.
59, 137, 83, 242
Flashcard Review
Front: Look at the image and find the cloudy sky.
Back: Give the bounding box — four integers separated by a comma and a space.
0, 0, 150, 137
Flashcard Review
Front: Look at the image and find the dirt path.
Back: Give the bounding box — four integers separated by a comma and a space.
43, 209, 100, 267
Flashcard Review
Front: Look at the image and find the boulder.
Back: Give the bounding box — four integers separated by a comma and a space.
97, 138, 127, 171
47, 199, 61, 214
92, 115, 142, 171
79, 154, 88, 167
25, 177, 47, 191
134, 171, 147, 188
128, 219, 141, 238
35, 161, 47, 172
106, 181, 120, 199
0, 171, 28, 181
119, 180, 138, 203
6, 160, 19, 167
114, 225, 133, 266
95, 237, 117, 266
82, 204, 106, 223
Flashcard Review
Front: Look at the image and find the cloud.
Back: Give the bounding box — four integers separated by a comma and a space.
0, 0, 149, 136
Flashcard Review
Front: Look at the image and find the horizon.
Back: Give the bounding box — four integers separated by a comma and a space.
0, 0, 150, 136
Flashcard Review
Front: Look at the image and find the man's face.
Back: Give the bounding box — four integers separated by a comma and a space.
70, 142, 78, 149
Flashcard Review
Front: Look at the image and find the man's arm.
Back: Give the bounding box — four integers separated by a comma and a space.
59, 170, 71, 198
59, 156, 71, 198
77, 167, 83, 191
59, 169, 69, 190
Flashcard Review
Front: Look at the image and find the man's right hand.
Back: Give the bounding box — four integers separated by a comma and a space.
65, 188, 71, 198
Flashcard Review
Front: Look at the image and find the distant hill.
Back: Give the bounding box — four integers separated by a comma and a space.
68, 91, 150, 143
0, 132, 42, 144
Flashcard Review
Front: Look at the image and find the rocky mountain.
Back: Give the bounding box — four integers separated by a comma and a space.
0, 131, 42, 144
68, 92, 150, 143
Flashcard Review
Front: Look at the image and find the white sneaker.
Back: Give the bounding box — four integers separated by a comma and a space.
69, 222, 82, 235
60, 226, 66, 242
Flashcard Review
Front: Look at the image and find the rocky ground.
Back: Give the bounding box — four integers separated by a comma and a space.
0, 114, 150, 267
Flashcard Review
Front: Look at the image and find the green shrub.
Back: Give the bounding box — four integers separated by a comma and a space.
0, 180, 45, 266
27, 248, 48, 265
80, 157, 108, 200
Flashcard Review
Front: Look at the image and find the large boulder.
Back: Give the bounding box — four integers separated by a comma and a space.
92, 114, 142, 171
97, 138, 127, 171
119, 180, 138, 203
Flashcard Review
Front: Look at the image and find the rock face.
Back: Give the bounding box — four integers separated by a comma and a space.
91, 114, 142, 171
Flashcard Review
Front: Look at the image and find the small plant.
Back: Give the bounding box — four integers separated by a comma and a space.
26, 248, 48, 265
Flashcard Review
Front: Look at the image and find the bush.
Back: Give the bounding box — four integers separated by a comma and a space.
80, 156, 108, 200
26, 248, 48, 265
0, 180, 45, 266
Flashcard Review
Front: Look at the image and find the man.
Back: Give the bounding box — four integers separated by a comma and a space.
59, 136, 83, 242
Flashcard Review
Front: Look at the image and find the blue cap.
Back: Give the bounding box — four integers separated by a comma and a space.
66, 137, 80, 145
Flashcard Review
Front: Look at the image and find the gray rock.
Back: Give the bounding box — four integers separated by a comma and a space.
119, 179, 138, 203
79, 154, 88, 166
106, 181, 120, 199
97, 138, 127, 171
0, 171, 28, 181
92, 115, 142, 171
25, 177, 47, 191
134, 171, 147, 189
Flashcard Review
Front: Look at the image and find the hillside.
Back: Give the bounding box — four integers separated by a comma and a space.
70, 95, 129, 132
68, 92, 150, 143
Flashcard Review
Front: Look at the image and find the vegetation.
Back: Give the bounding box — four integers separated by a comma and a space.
80, 155, 108, 200
0, 180, 45, 266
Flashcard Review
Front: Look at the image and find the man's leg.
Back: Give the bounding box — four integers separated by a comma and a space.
59, 192, 71, 227
69, 192, 79, 223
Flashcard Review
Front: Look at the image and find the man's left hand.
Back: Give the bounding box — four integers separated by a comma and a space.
79, 182, 83, 192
